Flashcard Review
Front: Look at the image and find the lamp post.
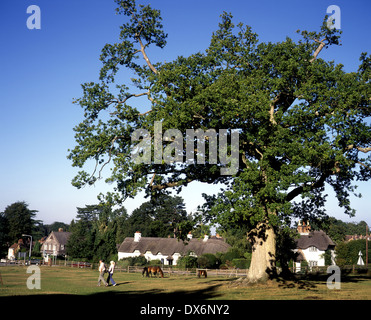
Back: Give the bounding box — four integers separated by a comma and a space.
22, 234, 32, 263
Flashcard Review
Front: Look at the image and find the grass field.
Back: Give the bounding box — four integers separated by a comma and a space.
0, 266, 370, 301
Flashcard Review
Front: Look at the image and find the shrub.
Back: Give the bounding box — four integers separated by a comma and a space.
197, 253, 220, 269
177, 255, 198, 268
119, 256, 147, 266
148, 259, 162, 266
231, 258, 250, 269
219, 248, 243, 264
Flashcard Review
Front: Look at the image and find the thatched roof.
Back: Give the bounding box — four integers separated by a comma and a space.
118, 236, 231, 257
296, 230, 335, 251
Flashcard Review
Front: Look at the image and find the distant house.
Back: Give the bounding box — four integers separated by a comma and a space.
294, 221, 336, 271
41, 228, 71, 260
118, 231, 231, 265
345, 234, 371, 241
7, 239, 27, 260
7, 243, 19, 260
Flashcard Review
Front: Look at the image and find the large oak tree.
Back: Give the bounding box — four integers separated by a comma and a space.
68, 0, 371, 282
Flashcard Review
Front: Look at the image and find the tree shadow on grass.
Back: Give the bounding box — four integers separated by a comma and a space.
0, 283, 224, 307
274, 271, 371, 290
93, 283, 223, 301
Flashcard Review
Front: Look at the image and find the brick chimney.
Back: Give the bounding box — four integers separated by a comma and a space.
297, 220, 311, 235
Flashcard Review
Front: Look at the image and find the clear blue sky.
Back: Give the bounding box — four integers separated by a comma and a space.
0, 0, 370, 226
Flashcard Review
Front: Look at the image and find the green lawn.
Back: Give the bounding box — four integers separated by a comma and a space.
0, 266, 370, 300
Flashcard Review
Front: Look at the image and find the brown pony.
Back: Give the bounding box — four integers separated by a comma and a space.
142, 266, 164, 278
197, 270, 207, 278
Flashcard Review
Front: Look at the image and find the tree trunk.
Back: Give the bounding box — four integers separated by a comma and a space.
247, 222, 276, 283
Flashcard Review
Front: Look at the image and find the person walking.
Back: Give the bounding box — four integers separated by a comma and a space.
106, 261, 117, 286
97, 260, 108, 287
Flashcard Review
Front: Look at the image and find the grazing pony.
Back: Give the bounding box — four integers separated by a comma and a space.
142, 266, 164, 278
197, 270, 207, 278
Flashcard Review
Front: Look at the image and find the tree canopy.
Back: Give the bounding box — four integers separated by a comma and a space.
66, 194, 191, 261
1, 201, 38, 242
68, 0, 371, 281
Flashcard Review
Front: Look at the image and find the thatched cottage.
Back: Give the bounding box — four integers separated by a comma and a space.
118, 232, 231, 265
294, 221, 336, 271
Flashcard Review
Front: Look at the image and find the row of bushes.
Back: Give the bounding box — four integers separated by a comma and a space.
177, 250, 251, 269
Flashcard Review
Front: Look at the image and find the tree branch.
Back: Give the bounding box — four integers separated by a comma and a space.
357, 161, 371, 171
113, 91, 150, 105
286, 171, 330, 202
310, 38, 326, 63
346, 145, 371, 153
137, 36, 158, 74
270, 91, 295, 125
109, 90, 154, 117
150, 178, 194, 190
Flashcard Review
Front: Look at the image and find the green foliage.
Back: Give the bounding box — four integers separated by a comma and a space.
324, 249, 333, 266
197, 253, 220, 269
335, 240, 370, 267
113, 194, 191, 239
66, 203, 123, 261
66, 194, 192, 262
177, 254, 198, 269
1, 202, 38, 242
0, 213, 10, 257
148, 259, 162, 266
68, 0, 371, 273
306, 217, 369, 246
119, 255, 147, 266
219, 247, 244, 264
44, 222, 70, 234
275, 226, 299, 272
231, 258, 250, 269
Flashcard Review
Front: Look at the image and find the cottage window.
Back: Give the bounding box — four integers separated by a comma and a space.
309, 246, 317, 252
309, 260, 318, 267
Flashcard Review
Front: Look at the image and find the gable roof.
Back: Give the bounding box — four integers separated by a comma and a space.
296, 230, 335, 251
118, 237, 231, 257
46, 231, 71, 245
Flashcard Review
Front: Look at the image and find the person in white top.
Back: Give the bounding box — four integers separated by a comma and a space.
107, 261, 116, 286
97, 260, 108, 287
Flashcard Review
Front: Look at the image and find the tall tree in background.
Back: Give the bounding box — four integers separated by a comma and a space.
68, 0, 371, 282
67, 203, 128, 261
0, 212, 10, 257
2, 201, 38, 243
120, 194, 189, 238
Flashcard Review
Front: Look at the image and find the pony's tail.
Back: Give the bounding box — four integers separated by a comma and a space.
159, 269, 164, 278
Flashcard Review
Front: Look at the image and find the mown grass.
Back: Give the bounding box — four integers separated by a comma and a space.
0, 266, 370, 300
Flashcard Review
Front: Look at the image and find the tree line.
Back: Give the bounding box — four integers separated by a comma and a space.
0, 195, 203, 261
0, 199, 369, 266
